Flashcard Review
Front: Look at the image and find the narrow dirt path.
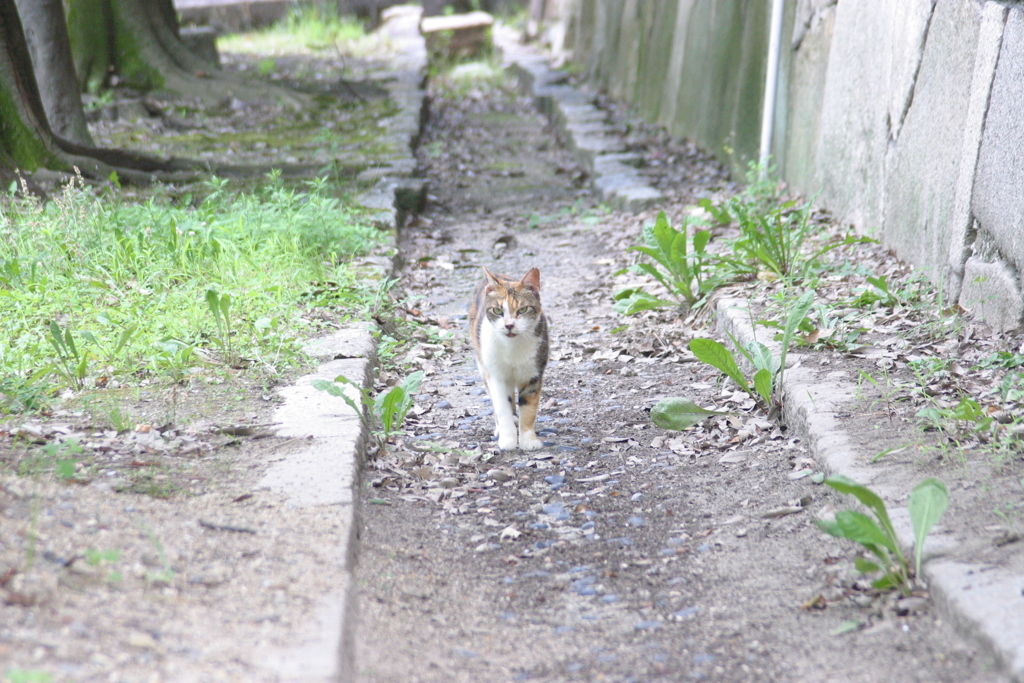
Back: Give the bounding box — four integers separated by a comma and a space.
354, 73, 1003, 682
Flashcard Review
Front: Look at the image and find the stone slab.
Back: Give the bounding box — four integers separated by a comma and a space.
946, 2, 1007, 301
884, 0, 983, 285
972, 8, 1024, 281
958, 256, 1024, 332
606, 185, 664, 213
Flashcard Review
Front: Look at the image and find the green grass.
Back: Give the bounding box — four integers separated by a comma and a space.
0, 174, 386, 412
218, 6, 373, 55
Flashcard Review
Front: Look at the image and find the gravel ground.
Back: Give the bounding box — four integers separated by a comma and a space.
354, 65, 1009, 682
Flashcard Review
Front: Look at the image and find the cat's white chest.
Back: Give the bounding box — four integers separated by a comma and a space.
479, 322, 540, 384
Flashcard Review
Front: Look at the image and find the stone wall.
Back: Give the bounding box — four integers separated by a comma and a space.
554, 0, 1024, 332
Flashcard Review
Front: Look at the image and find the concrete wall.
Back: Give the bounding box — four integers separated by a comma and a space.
555, 0, 1024, 332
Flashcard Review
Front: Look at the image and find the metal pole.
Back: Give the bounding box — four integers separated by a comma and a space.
759, 0, 785, 178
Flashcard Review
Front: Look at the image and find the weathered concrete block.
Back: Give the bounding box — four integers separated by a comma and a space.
176, 0, 288, 32
958, 256, 1024, 332
554, 102, 607, 131
420, 11, 494, 63
816, 0, 933, 230
570, 134, 627, 171
946, 2, 1007, 299
533, 84, 592, 117
972, 8, 1024, 284
884, 0, 982, 282
592, 157, 637, 177
608, 185, 664, 213
594, 171, 644, 194
179, 26, 219, 67
781, 0, 834, 193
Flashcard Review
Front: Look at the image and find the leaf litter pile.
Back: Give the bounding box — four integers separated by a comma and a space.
355, 61, 1005, 682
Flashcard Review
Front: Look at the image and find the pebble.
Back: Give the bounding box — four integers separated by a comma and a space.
627, 516, 645, 527
522, 570, 550, 579
436, 400, 452, 409
557, 445, 579, 452
600, 594, 618, 603
635, 621, 661, 631
529, 522, 549, 530
487, 469, 514, 482
697, 543, 713, 552
470, 387, 485, 396
544, 475, 565, 486
537, 428, 558, 436
581, 521, 595, 531
672, 607, 700, 620
607, 536, 633, 546
541, 503, 565, 516
536, 416, 554, 423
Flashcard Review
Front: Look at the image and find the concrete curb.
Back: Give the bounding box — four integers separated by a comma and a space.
259, 328, 377, 682
258, 8, 428, 681
356, 5, 430, 234
714, 296, 1024, 682
496, 30, 665, 214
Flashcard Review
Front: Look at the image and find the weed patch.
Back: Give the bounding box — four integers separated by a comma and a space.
0, 175, 385, 412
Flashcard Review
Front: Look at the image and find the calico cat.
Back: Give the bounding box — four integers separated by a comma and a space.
469, 266, 550, 451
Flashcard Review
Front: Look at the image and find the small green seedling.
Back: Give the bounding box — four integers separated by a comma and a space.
312, 370, 424, 445
205, 289, 235, 363
47, 321, 89, 388
84, 547, 122, 584
816, 475, 948, 593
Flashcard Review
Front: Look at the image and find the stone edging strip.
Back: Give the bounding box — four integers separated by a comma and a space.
715, 297, 1024, 681
497, 31, 664, 214
254, 7, 429, 680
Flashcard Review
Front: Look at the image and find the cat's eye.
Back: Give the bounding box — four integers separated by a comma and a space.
517, 306, 534, 315
489, 307, 504, 316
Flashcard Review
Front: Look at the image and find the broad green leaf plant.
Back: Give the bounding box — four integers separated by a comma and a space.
817, 475, 949, 593
312, 370, 424, 451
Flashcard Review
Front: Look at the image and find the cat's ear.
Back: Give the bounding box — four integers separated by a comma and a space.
521, 267, 541, 291
482, 266, 501, 291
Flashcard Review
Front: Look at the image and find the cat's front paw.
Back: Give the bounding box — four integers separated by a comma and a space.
518, 433, 543, 451
497, 433, 519, 451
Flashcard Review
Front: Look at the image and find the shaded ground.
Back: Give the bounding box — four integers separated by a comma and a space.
0, 34, 400, 683
354, 68, 1008, 682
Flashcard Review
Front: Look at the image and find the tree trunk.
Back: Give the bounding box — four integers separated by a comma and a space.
65, 0, 113, 93
67, 0, 305, 107
0, 0, 199, 185
14, 0, 93, 145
